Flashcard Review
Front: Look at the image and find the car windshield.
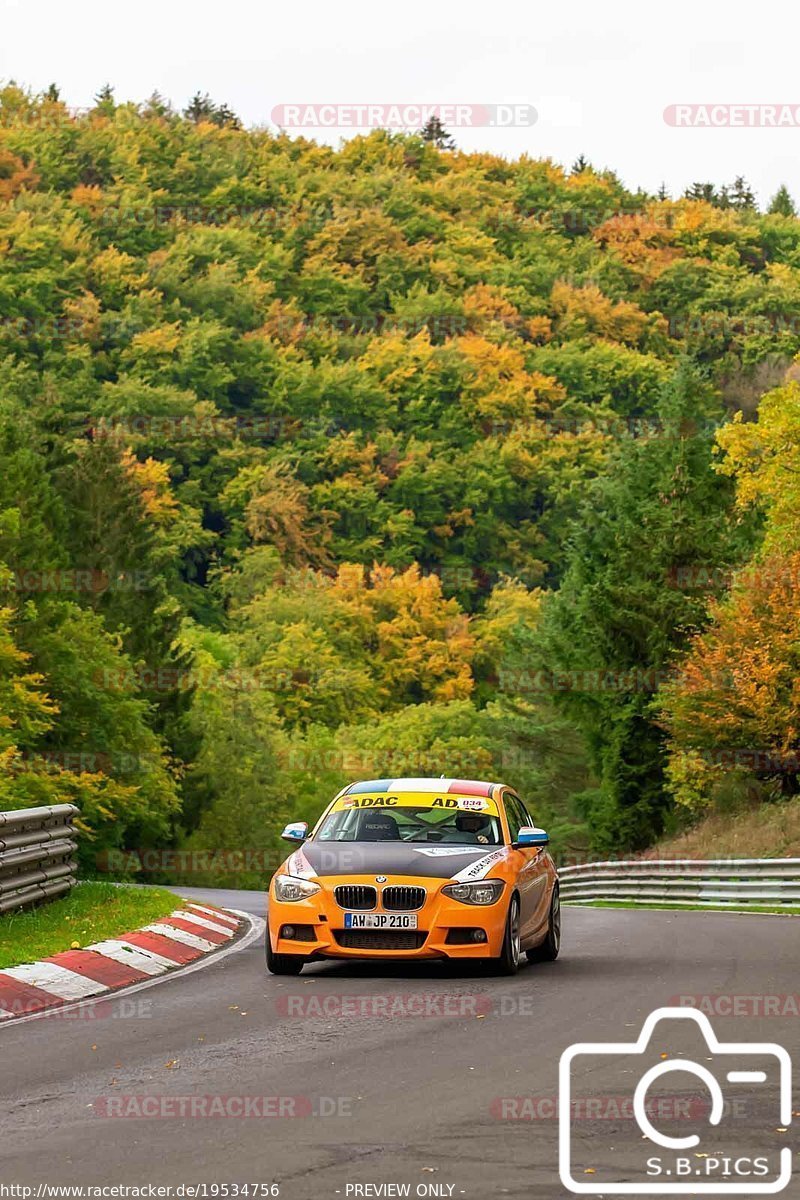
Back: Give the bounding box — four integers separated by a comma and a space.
315, 800, 502, 845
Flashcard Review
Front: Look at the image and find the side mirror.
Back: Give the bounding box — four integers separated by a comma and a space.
281, 821, 308, 843
515, 825, 549, 848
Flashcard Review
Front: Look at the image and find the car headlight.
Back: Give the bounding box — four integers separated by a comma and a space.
441, 880, 505, 905
274, 874, 321, 902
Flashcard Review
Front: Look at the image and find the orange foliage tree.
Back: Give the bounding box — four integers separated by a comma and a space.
658, 552, 800, 808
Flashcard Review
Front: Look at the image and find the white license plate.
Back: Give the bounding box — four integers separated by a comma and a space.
343, 913, 418, 929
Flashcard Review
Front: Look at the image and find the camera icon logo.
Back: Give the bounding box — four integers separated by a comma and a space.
559, 1006, 792, 1194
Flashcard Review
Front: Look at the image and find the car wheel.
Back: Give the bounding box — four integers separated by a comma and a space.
266, 936, 305, 976
526, 885, 560, 963
492, 894, 521, 975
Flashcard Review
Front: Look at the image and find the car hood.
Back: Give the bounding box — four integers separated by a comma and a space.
298, 839, 508, 880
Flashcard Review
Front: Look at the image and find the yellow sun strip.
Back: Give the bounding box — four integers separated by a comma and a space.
331, 792, 500, 817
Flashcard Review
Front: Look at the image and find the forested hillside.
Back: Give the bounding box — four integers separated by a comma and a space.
2, 83, 800, 881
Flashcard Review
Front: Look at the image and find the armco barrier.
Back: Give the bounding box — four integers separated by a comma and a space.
0, 804, 79, 913
558, 858, 800, 908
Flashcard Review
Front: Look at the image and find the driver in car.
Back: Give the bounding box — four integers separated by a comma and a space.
453, 812, 495, 844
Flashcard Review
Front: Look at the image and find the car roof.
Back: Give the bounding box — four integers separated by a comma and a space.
342, 777, 505, 798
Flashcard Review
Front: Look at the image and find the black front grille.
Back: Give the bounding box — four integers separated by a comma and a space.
382, 885, 426, 910
334, 885, 376, 910
334, 930, 427, 951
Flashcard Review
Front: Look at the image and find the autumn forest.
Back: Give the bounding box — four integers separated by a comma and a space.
2, 84, 800, 883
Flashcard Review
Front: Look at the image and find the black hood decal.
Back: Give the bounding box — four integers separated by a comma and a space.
301, 840, 493, 880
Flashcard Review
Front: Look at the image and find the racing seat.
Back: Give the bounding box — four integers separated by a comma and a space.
359, 811, 401, 840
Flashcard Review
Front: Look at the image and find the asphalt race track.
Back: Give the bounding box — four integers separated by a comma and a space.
1, 888, 797, 1198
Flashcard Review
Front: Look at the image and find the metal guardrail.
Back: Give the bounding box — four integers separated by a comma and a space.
0, 805, 79, 914
559, 858, 800, 908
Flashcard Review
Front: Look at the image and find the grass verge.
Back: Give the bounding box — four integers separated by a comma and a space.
0, 881, 182, 969
564, 900, 800, 915
651, 799, 800, 859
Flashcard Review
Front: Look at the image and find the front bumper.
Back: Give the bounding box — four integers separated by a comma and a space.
268, 874, 508, 960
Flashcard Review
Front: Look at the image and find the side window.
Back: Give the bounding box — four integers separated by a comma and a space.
519, 797, 536, 827
503, 793, 528, 843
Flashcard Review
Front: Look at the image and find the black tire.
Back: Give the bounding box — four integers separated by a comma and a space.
266, 936, 305, 976
526, 885, 560, 963
492, 893, 521, 976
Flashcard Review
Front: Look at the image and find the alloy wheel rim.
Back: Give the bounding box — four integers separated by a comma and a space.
552, 889, 561, 950
510, 899, 521, 962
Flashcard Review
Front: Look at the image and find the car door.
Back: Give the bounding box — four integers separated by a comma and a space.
503, 790, 551, 946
